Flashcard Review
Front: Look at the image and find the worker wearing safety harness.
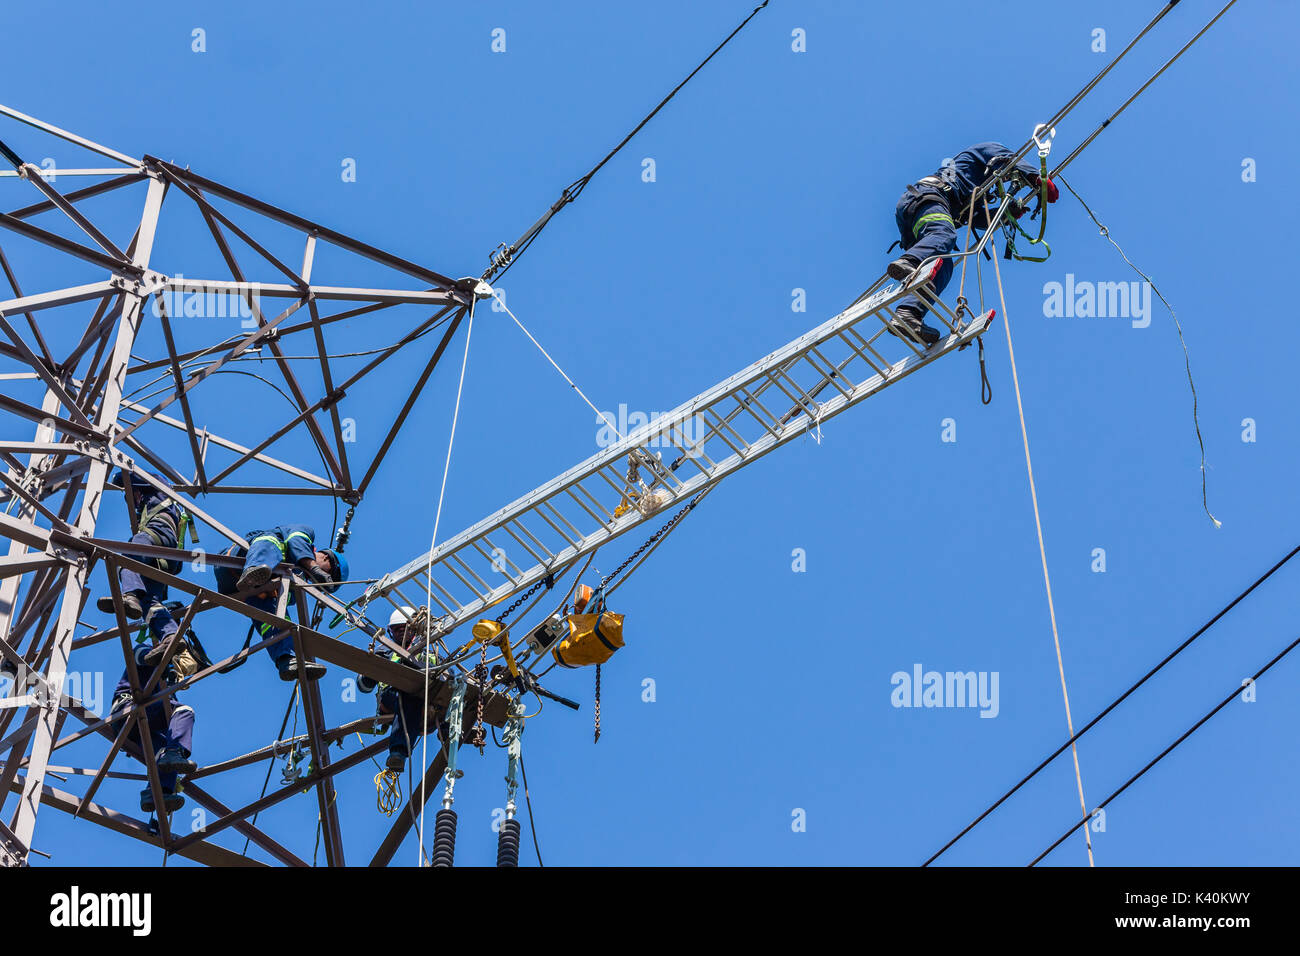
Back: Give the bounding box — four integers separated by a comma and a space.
108, 640, 197, 815
213, 524, 348, 682
356, 606, 438, 773
94, 470, 197, 625
886, 142, 1058, 346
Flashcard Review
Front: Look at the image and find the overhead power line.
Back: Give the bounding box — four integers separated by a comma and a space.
1030, 628, 1300, 866
924, 542, 1300, 866
481, 1, 770, 283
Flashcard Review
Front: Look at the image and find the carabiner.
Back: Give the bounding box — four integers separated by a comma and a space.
1031, 123, 1057, 159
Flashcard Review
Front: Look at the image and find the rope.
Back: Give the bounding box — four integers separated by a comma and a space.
977, 338, 992, 406
375, 769, 402, 816
492, 290, 623, 440
988, 225, 1094, 866
417, 304, 475, 864
924, 540, 1300, 866
1057, 174, 1219, 529
1030, 628, 1300, 866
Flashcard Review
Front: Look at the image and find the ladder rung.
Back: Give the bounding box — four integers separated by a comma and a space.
833, 329, 886, 378
472, 537, 520, 582
735, 386, 782, 434
806, 347, 856, 396
538, 500, 583, 546
505, 519, 553, 562
443, 555, 490, 603
565, 483, 613, 528
701, 407, 749, 456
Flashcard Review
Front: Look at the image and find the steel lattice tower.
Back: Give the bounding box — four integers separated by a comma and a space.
0, 103, 512, 866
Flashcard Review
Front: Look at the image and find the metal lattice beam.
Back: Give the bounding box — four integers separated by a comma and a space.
0, 102, 489, 865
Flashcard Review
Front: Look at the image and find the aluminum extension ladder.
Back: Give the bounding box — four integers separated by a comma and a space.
363, 260, 994, 635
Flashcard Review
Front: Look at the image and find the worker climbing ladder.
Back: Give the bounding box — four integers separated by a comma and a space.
364, 259, 995, 636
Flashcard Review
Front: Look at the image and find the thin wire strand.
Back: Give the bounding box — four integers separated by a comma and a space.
520, 754, 543, 867
1057, 173, 1219, 528
492, 290, 623, 440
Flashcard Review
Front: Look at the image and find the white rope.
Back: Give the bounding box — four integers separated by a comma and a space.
492, 290, 624, 441
988, 231, 1095, 867
415, 305, 475, 865
805, 400, 826, 445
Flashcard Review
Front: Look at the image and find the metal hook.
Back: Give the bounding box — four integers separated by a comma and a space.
1032, 124, 1057, 158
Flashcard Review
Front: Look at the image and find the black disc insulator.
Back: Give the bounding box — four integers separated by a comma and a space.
496, 818, 521, 867
432, 807, 458, 868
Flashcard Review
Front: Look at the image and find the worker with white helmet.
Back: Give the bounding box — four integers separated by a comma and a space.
357, 606, 437, 772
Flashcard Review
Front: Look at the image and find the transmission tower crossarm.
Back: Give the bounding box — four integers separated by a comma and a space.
366, 263, 994, 638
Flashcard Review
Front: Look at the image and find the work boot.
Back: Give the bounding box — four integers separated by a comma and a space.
236, 564, 273, 593
141, 638, 174, 667
139, 787, 184, 814
156, 747, 197, 776
887, 255, 920, 281
386, 749, 407, 773
97, 591, 144, 620
887, 307, 941, 347
277, 654, 327, 682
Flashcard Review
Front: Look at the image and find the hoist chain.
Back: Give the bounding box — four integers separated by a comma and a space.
599, 493, 703, 590
470, 571, 557, 753
468, 647, 488, 754
494, 575, 551, 625
593, 664, 602, 744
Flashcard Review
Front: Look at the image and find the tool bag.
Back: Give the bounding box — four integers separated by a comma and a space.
552, 588, 624, 668
168, 641, 203, 680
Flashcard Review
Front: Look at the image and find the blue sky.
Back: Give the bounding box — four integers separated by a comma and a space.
3, 0, 1297, 866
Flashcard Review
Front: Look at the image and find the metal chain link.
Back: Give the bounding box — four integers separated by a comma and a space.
447, 572, 560, 754
470, 646, 488, 753
593, 663, 601, 744
598, 493, 703, 590
953, 294, 969, 324
494, 576, 550, 625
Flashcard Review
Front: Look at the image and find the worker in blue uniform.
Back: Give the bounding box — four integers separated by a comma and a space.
886, 142, 1059, 346
214, 524, 348, 682
108, 633, 197, 815
95, 470, 195, 624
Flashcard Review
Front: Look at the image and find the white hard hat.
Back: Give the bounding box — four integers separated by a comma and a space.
388, 606, 416, 628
